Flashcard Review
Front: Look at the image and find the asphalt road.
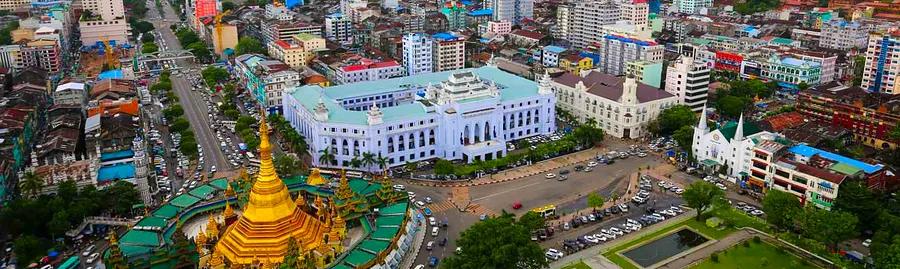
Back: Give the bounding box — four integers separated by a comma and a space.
148, 0, 229, 174
405, 141, 664, 267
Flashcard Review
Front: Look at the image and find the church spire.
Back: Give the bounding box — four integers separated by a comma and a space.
697, 104, 708, 132
733, 113, 745, 142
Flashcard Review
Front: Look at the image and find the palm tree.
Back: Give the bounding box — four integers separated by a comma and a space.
19, 171, 44, 198
376, 156, 389, 175
361, 152, 376, 173
350, 156, 363, 169
318, 147, 336, 167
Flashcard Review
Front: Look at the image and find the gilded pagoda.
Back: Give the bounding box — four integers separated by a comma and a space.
207, 115, 346, 267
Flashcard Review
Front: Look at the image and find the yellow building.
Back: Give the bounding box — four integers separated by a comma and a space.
212, 116, 337, 266
268, 34, 326, 70
212, 23, 238, 57
560, 54, 593, 76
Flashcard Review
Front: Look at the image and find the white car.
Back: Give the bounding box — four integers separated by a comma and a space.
583, 235, 599, 244
429, 217, 436, 226
716, 183, 727, 191
407, 191, 416, 199
545, 248, 564, 260
545, 173, 557, 179
425, 196, 433, 203
593, 233, 608, 242
87, 253, 100, 263
415, 201, 426, 208
392, 184, 405, 191
587, 161, 598, 167
863, 239, 872, 247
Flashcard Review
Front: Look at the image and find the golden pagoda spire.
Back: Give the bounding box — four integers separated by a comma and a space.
108, 230, 118, 245
295, 192, 306, 208
207, 249, 225, 269
223, 200, 235, 219
195, 232, 208, 253
306, 168, 326, 186
335, 171, 353, 200
225, 181, 236, 197
206, 215, 219, 239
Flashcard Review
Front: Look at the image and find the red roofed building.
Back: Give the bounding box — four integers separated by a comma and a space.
331, 55, 403, 84
508, 29, 545, 47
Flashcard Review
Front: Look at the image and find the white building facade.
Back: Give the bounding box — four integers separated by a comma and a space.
282, 66, 557, 169
558, 0, 650, 49
551, 71, 678, 139
491, 0, 533, 25
596, 34, 664, 76
692, 111, 772, 178
402, 33, 434, 76
325, 13, 354, 45
665, 56, 710, 112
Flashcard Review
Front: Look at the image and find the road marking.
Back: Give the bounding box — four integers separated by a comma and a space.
428, 201, 456, 212
471, 180, 545, 202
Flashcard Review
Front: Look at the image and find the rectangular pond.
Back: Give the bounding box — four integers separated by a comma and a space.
622, 228, 709, 268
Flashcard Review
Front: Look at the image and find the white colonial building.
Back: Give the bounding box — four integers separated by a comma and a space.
283, 65, 556, 169
550, 71, 678, 139
692, 110, 773, 178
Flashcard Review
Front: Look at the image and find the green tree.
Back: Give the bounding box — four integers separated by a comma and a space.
796, 206, 858, 249
441, 213, 548, 269
130, 20, 155, 35
235, 37, 267, 55
180, 141, 199, 159
716, 95, 747, 119
141, 33, 155, 43
587, 192, 605, 209
274, 153, 300, 177
170, 117, 190, 133
875, 236, 900, 269
518, 211, 546, 232
571, 119, 604, 147
56, 180, 78, 202
187, 42, 211, 62
672, 125, 694, 151
833, 180, 881, 233
853, 56, 866, 86
105, 181, 141, 216
201, 66, 230, 87
797, 81, 810, 91
13, 234, 45, 265
360, 152, 376, 172
318, 148, 336, 166
376, 156, 389, 174
221, 0, 236, 11
18, 171, 44, 198
762, 190, 802, 230
47, 210, 70, 237
889, 125, 900, 142
141, 43, 158, 54
434, 159, 455, 175
224, 109, 240, 120
656, 105, 697, 135
682, 181, 724, 220
162, 105, 184, 120
175, 28, 200, 46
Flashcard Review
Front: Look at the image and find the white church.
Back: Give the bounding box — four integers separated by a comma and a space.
692, 108, 772, 178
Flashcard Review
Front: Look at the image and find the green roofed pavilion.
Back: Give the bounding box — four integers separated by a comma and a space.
120, 245, 154, 258
169, 194, 201, 208
371, 226, 400, 240
188, 185, 217, 198
209, 178, 229, 189
379, 202, 408, 215
717, 121, 762, 142
343, 249, 376, 267
331, 264, 353, 269
349, 179, 380, 196
375, 216, 405, 227
136, 216, 168, 229
120, 230, 161, 247
153, 204, 181, 220
357, 239, 391, 253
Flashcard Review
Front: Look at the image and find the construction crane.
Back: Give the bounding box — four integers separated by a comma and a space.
214, 10, 232, 57
100, 36, 118, 68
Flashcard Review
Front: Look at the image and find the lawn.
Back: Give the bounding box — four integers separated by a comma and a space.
692, 240, 820, 269
600, 214, 739, 269
560, 261, 592, 269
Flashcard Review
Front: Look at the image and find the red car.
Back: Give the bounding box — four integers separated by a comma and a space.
512, 201, 522, 209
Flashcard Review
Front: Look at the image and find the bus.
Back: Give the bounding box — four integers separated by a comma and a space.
248, 158, 261, 169
58, 256, 80, 269
531, 205, 557, 219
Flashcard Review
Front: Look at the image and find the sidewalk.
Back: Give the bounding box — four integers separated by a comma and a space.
398, 211, 428, 269
404, 147, 606, 187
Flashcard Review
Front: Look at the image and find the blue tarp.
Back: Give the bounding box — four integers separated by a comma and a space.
788, 145, 883, 174
100, 150, 134, 162
98, 69, 124, 80
98, 163, 136, 182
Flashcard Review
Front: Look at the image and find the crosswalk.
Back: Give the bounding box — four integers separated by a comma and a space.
466, 204, 497, 217
428, 201, 457, 213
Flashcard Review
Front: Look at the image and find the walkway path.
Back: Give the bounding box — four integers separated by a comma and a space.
655, 229, 756, 269
398, 211, 428, 269
404, 147, 606, 187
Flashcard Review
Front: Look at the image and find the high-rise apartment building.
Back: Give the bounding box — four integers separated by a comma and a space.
665, 56, 710, 111
402, 33, 434, 76
432, 32, 465, 72
595, 34, 664, 76
491, 0, 532, 25
819, 20, 871, 50
862, 31, 900, 94
325, 13, 353, 45
558, 0, 649, 49
442, 1, 467, 30
79, 0, 129, 45
675, 0, 711, 14
0, 0, 28, 10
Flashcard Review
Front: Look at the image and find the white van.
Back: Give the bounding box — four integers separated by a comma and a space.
431, 227, 439, 237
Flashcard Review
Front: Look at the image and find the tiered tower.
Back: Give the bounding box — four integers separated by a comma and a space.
213, 116, 329, 265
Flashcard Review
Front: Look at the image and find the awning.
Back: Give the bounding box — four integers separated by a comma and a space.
700, 159, 720, 167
